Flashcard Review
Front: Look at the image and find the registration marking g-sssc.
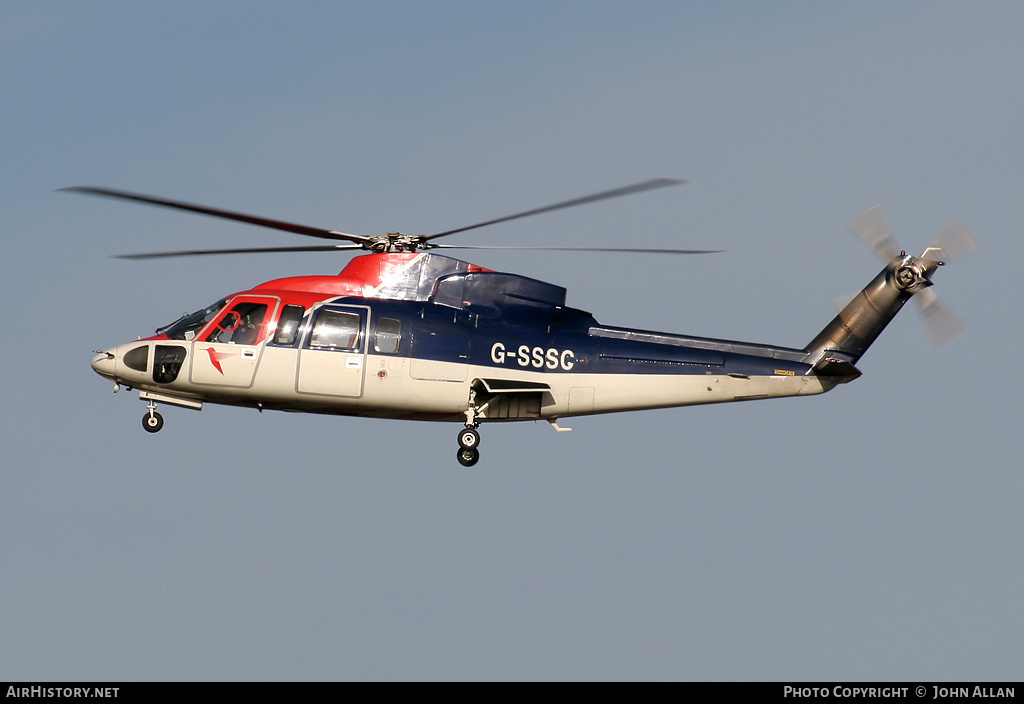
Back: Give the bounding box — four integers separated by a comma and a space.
490, 342, 575, 370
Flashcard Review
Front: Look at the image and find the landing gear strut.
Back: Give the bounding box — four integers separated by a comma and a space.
142, 401, 164, 433
456, 390, 483, 466
456, 426, 481, 466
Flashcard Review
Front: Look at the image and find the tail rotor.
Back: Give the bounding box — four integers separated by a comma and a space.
849, 205, 976, 346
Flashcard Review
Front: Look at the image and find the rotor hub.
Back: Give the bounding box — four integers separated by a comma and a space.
889, 254, 940, 293
366, 233, 429, 253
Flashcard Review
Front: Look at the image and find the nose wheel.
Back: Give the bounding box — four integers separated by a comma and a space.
142, 400, 164, 433
456, 425, 481, 466
142, 410, 164, 433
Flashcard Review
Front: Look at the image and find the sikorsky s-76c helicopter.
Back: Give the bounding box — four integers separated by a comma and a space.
75, 179, 975, 466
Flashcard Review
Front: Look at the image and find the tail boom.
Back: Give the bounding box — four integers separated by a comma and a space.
804, 253, 942, 376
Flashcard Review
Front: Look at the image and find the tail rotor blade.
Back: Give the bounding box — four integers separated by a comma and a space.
916, 287, 966, 346
833, 291, 858, 313
916, 217, 975, 344
850, 205, 899, 261
932, 219, 978, 262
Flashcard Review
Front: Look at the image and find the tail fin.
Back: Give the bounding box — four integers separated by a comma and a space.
804, 253, 943, 379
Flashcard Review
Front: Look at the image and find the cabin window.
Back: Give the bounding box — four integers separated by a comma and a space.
374, 317, 402, 354
272, 305, 306, 346
153, 345, 187, 384
309, 310, 361, 351
204, 302, 268, 345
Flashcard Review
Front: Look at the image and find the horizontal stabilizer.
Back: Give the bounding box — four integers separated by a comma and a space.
811, 354, 862, 382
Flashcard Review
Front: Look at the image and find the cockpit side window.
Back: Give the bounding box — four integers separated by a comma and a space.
160, 299, 228, 340
204, 302, 269, 344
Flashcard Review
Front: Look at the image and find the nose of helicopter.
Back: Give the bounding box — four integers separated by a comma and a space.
91, 349, 116, 379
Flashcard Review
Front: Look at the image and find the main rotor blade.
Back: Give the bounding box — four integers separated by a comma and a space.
62, 186, 369, 245
422, 177, 686, 242
115, 244, 365, 260
432, 244, 720, 255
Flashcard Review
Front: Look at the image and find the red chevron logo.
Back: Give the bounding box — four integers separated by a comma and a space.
204, 347, 234, 374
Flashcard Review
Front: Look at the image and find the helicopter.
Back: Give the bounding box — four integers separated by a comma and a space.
73, 179, 975, 466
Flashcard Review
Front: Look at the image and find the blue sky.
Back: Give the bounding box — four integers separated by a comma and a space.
2, 1, 1021, 680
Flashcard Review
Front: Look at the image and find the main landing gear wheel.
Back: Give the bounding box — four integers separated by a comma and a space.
142, 411, 164, 433
458, 427, 481, 450
457, 447, 480, 467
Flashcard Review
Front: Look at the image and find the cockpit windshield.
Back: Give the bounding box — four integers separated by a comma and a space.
158, 298, 228, 340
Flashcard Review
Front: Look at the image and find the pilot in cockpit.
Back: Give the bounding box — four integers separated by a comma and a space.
207, 303, 267, 345
233, 308, 264, 345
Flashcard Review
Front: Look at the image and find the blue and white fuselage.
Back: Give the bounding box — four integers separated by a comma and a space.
91, 249, 942, 462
